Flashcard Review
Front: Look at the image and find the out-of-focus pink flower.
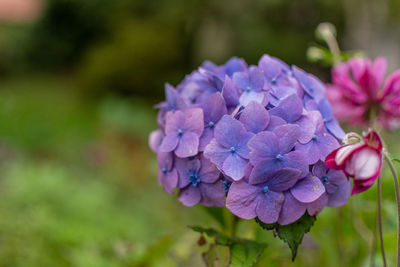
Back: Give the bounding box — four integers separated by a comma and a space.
327, 57, 400, 129
325, 130, 383, 194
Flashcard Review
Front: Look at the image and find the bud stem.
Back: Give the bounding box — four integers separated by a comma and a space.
384, 152, 400, 267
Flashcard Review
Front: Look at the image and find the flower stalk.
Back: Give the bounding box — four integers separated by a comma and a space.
384, 152, 400, 267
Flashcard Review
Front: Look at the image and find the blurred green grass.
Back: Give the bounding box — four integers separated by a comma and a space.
0, 75, 398, 266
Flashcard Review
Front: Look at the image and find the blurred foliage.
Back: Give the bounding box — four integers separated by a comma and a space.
0, 0, 349, 98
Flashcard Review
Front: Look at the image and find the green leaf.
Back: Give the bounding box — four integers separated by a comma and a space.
230, 240, 266, 267
256, 213, 316, 261
189, 226, 267, 266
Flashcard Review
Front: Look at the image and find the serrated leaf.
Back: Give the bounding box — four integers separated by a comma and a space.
189, 226, 267, 266
230, 241, 266, 267
256, 213, 316, 261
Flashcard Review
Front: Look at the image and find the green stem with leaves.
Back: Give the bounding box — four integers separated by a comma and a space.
384, 152, 400, 267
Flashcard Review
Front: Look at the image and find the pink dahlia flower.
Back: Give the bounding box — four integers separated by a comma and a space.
325, 130, 383, 194
327, 57, 400, 129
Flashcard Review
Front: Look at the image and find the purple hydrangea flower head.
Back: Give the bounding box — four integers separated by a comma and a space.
176, 156, 225, 207
204, 115, 253, 181
150, 54, 349, 221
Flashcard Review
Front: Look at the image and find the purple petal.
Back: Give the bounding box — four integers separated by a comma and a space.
222, 76, 239, 108
249, 158, 278, 185
157, 151, 174, 170
159, 134, 179, 153
296, 133, 339, 165
268, 86, 298, 106
225, 57, 247, 77
178, 186, 201, 206
183, 108, 204, 136
199, 127, 214, 151
256, 191, 284, 224
204, 139, 231, 168
235, 132, 254, 159
312, 161, 327, 178
248, 131, 279, 165
295, 112, 317, 144
222, 153, 248, 181
165, 110, 185, 135
258, 54, 281, 81
266, 168, 302, 192
232, 71, 250, 90
278, 192, 306, 225
325, 119, 345, 140
291, 175, 325, 203
307, 193, 328, 216
159, 168, 178, 194
327, 180, 350, 207
269, 94, 303, 123
199, 157, 220, 183
239, 101, 270, 133
283, 151, 310, 176
176, 158, 201, 188
239, 91, 267, 106
199, 182, 226, 207
265, 115, 286, 131
226, 181, 260, 219
326, 169, 347, 187
292, 66, 325, 101
202, 93, 227, 125
214, 115, 246, 148
175, 132, 199, 158
149, 129, 164, 153
273, 124, 300, 154
249, 67, 264, 89
165, 83, 187, 111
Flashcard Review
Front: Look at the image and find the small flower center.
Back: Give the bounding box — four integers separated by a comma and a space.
222, 180, 231, 193
312, 135, 317, 141
271, 78, 277, 84
177, 129, 183, 136
245, 86, 252, 92
189, 173, 200, 186
309, 87, 314, 92
208, 121, 215, 128
263, 185, 269, 193
323, 118, 328, 123
230, 147, 236, 154
276, 154, 283, 161
322, 175, 330, 185
161, 168, 167, 174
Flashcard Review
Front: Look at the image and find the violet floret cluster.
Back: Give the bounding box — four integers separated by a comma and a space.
149, 55, 350, 225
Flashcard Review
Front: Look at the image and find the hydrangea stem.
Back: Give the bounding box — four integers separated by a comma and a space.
384, 153, 400, 267
377, 174, 387, 267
